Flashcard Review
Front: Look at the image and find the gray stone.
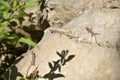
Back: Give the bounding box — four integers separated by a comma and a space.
46, 0, 120, 27
4, 0, 120, 80
14, 9, 120, 80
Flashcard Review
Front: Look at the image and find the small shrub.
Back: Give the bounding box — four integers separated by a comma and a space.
0, 0, 42, 77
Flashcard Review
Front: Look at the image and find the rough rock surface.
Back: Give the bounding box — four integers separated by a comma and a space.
46, 0, 120, 27
6, 0, 120, 80
15, 10, 120, 80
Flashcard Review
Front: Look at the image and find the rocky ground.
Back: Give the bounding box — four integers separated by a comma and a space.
3, 0, 120, 80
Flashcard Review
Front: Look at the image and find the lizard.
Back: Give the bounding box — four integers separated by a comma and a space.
50, 29, 76, 39
86, 27, 101, 46
26, 52, 36, 76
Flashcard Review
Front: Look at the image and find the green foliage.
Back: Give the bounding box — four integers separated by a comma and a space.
25, 0, 39, 8
18, 37, 38, 47
1, 0, 68, 80
0, 33, 37, 46
20, 78, 28, 80
0, 0, 42, 77
0, 0, 39, 46
0, 22, 7, 33
0, 0, 11, 9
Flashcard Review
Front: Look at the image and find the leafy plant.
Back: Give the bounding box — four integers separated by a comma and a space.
0, 0, 42, 77
0, 0, 39, 45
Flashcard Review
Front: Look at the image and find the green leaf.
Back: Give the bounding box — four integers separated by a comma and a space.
26, 0, 32, 3
0, 33, 18, 41
19, 11, 29, 17
13, 0, 18, 8
0, 5, 5, 10
12, 11, 28, 20
20, 77, 28, 80
0, 0, 11, 8
18, 37, 37, 47
15, 4, 25, 11
25, 2, 38, 8
0, 33, 37, 47
0, 23, 7, 32
3, 11, 9, 20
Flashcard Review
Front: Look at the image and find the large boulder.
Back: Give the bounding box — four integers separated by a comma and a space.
46, 0, 120, 27
3, 0, 120, 80
13, 8, 120, 80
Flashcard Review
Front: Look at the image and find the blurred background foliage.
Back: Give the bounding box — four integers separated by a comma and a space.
0, 0, 44, 77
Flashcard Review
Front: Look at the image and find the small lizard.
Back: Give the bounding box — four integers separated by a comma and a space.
86, 27, 101, 46
50, 29, 76, 39
26, 52, 36, 76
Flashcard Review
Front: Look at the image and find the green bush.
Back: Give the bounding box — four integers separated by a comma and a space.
0, 0, 40, 46
0, 0, 42, 77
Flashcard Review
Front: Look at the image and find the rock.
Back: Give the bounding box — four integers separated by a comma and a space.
46, 0, 120, 27
3, 0, 120, 80
7, 8, 120, 80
